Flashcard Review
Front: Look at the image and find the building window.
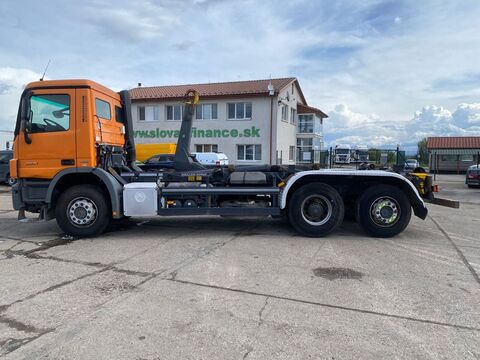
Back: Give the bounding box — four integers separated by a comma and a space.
297, 138, 313, 162
461, 154, 473, 161
195, 144, 218, 152
166, 105, 182, 121
290, 108, 296, 125
138, 106, 145, 121
153, 106, 160, 121
237, 144, 261, 161
138, 106, 160, 121
297, 138, 313, 148
281, 104, 289, 122
95, 98, 111, 120
298, 114, 314, 133
441, 155, 457, 161
289, 145, 295, 161
228, 102, 252, 120
196, 104, 218, 120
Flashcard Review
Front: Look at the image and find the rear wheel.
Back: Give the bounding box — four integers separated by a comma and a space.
288, 183, 344, 237
357, 185, 411, 238
55, 185, 111, 238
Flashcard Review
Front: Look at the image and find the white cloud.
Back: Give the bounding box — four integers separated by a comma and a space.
451, 103, 480, 127
325, 104, 403, 148
300, 1, 480, 124
405, 103, 480, 140
84, 0, 182, 42
0, 67, 42, 133
0, 67, 40, 93
394, 16, 402, 24
325, 102, 480, 149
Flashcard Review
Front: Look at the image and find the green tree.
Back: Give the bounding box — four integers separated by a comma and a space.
368, 149, 379, 163
417, 138, 428, 166
387, 152, 396, 164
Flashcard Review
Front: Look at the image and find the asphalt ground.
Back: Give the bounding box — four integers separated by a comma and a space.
0, 174, 479, 359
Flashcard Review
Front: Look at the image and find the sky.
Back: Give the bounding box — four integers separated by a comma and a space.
1, 0, 480, 151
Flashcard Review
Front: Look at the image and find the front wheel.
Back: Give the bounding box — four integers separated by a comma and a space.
6, 174, 16, 186
357, 185, 411, 238
55, 185, 111, 238
288, 182, 344, 237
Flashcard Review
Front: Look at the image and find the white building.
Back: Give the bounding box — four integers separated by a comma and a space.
0, 131, 14, 150
129, 78, 327, 165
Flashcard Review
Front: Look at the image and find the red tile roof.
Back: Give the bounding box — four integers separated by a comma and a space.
297, 103, 328, 118
427, 136, 480, 149
129, 77, 305, 102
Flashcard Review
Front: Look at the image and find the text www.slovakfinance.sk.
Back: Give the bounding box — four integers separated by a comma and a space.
134, 126, 261, 139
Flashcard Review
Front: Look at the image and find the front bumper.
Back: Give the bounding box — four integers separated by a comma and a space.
466, 178, 480, 186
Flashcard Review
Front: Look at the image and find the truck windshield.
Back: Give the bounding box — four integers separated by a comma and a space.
336, 149, 350, 154
29, 94, 70, 133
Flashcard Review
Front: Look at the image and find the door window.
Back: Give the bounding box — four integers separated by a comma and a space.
95, 98, 111, 120
29, 94, 70, 133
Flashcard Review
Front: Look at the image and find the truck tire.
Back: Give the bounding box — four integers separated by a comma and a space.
288, 182, 344, 237
55, 185, 111, 238
357, 185, 411, 238
6, 173, 16, 186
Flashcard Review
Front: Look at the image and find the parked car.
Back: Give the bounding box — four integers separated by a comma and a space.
405, 159, 419, 170
0, 150, 15, 185
192, 152, 229, 167
466, 164, 480, 188
140, 154, 175, 171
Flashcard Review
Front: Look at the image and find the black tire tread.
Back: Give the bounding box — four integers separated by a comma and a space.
288, 182, 344, 237
55, 185, 111, 238
357, 184, 411, 238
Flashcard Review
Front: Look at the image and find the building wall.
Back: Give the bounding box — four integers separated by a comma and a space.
429, 152, 480, 173
130, 81, 326, 166
132, 96, 283, 165
0, 133, 14, 150
275, 84, 300, 165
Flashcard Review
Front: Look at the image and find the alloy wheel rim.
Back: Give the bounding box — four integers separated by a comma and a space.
370, 196, 400, 227
301, 194, 333, 226
67, 197, 98, 227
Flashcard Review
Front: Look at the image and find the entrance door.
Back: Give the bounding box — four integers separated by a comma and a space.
17, 89, 76, 179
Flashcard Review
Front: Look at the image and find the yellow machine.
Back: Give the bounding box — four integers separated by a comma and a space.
406, 172, 434, 199
135, 143, 176, 162
405, 171, 458, 208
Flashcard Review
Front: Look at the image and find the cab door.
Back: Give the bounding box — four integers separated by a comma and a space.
17, 89, 76, 179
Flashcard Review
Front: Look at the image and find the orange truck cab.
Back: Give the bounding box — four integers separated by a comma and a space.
11, 79, 429, 239
11, 80, 137, 233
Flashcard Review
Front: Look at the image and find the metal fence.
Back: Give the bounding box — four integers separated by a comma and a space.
275, 147, 411, 170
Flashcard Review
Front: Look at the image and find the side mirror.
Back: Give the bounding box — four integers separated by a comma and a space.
20, 91, 32, 144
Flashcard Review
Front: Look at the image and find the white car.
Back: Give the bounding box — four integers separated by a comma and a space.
192, 152, 229, 166
405, 159, 419, 170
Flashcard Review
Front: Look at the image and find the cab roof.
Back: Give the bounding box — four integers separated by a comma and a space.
25, 79, 120, 100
